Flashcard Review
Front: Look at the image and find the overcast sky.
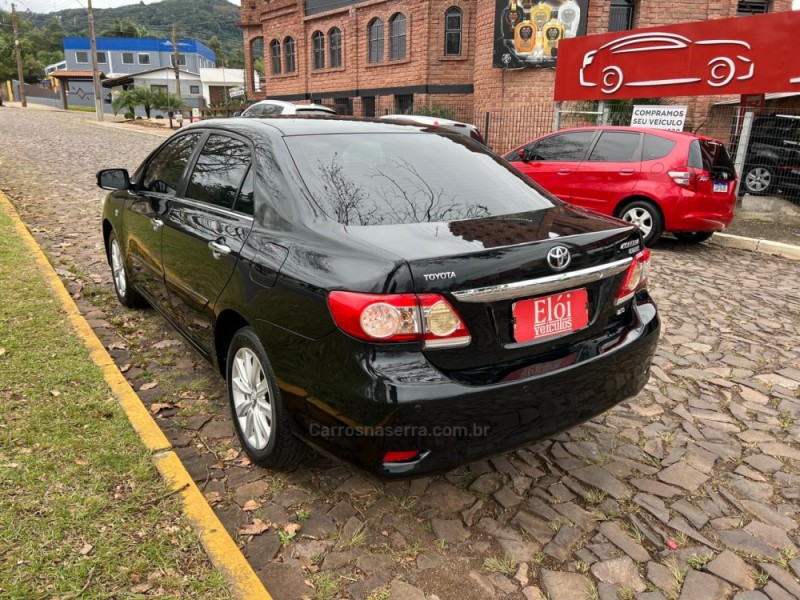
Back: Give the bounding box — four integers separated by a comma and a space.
2, 0, 239, 13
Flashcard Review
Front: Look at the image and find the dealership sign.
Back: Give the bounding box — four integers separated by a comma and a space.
494, 0, 589, 70
554, 11, 800, 101
630, 105, 687, 131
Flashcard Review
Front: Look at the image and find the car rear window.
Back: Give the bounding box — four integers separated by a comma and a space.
285, 133, 554, 226
295, 108, 335, 115
689, 139, 736, 178
642, 134, 677, 161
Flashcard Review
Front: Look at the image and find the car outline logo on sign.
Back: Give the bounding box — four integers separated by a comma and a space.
547, 246, 571, 272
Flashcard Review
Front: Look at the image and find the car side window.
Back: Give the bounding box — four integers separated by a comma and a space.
530, 131, 594, 162
233, 169, 254, 216
642, 134, 677, 161
588, 132, 641, 162
141, 133, 201, 196
184, 134, 252, 210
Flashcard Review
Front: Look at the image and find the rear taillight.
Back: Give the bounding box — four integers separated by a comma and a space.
328, 291, 471, 349
615, 249, 651, 305
383, 450, 420, 463
668, 167, 710, 192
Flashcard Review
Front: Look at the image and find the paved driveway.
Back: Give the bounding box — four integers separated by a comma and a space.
1, 108, 799, 600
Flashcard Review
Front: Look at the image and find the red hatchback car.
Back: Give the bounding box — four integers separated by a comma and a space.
504, 127, 738, 245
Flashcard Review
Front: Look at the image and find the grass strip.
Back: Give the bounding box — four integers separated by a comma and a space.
0, 205, 231, 598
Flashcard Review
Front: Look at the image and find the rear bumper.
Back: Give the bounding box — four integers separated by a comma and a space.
282, 294, 660, 478
664, 192, 736, 233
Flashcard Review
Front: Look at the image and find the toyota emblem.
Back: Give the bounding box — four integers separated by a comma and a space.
547, 246, 571, 271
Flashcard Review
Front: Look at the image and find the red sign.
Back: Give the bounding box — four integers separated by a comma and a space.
512, 288, 589, 343
554, 11, 800, 101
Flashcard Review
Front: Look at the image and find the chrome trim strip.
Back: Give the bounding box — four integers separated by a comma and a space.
451, 258, 633, 303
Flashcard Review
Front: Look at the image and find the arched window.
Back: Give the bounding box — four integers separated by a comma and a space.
389, 13, 407, 60
312, 31, 325, 70
284, 36, 296, 73
329, 27, 342, 68
444, 7, 462, 56
269, 39, 281, 75
368, 18, 384, 63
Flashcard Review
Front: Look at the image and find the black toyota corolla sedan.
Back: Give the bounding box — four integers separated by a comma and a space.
97, 117, 660, 477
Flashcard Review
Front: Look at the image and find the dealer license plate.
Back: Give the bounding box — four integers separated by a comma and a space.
713, 182, 729, 193
512, 289, 589, 343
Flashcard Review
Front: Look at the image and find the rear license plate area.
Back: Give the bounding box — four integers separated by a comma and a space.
713, 181, 729, 193
512, 288, 589, 343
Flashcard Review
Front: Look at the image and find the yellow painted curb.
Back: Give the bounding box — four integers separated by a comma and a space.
0, 191, 271, 600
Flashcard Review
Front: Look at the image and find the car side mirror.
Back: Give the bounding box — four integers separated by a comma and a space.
97, 168, 130, 191
233, 111, 242, 117
519, 149, 531, 162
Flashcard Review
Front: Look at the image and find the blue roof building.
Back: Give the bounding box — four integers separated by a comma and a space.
63, 37, 216, 76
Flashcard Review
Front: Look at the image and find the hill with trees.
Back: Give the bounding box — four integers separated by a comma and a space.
1, 0, 244, 83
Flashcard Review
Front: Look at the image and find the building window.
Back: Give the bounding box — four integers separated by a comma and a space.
284, 37, 296, 73
445, 7, 463, 56
608, 0, 635, 31
270, 40, 281, 75
329, 28, 342, 68
368, 18, 384, 63
96, 52, 107, 64
389, 13, 407, 60
190, 85, 200, 94
312, 31, 325, 70
75, 51, 89, 64
334, 97, 353, 115
737, 0, 769, 14
138, 53, 151, 65
362, 96, 376, 118
151, 84, 169, 93
122, 52, 134, 64
170, 54, 187, 67
395, 94, 413, 114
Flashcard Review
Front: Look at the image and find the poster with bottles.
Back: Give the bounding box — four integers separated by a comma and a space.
493, 0, 589, 69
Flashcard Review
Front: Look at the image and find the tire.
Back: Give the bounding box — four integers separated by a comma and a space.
226, 327, 308, 468
743, 164, 775, 196
617, 200, 663, 246
674, 231, 714, 244
108, 231, 147, 309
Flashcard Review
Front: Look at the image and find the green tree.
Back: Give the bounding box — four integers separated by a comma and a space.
111, 88, 138, 117
153, 90, 187, 115
111, 87, 158, 118
100, 18, 148, 38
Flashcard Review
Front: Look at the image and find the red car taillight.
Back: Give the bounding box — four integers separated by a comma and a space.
328, 291, 471, 349
616, 249, 651, 305
668, 167, 710, 192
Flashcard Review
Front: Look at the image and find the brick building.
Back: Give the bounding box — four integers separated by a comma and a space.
238, 0, 794, 151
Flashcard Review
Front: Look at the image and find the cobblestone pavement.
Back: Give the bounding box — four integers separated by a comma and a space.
2, 108, 800, 600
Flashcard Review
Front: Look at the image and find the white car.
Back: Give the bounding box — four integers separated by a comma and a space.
379, 114, 486, 145
241, 99, 336, 117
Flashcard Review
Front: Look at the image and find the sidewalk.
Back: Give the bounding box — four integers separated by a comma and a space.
0, 192, 269, 599
724, 193, 800, 247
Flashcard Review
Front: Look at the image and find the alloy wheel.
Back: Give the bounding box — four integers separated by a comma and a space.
622, 207, 653, 238
745, 167, 772, 193
230, 347, 273, 450
110, 239, 127, 297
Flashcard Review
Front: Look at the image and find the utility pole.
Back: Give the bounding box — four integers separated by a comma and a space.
87, 0, 104, 121
11, 4, 27, 107
172, 24, 182, 101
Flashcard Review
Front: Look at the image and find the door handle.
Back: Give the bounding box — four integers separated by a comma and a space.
208, 240, 232, 259
557, 169, 571, 175
619, 169, 635, 176
151, 218, 163, 231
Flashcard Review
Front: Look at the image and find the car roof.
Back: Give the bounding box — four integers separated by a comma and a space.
543, 126, 722, 143
248, 99, 333, 110
380, 114, 463, 126
185, 115, 434, 137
